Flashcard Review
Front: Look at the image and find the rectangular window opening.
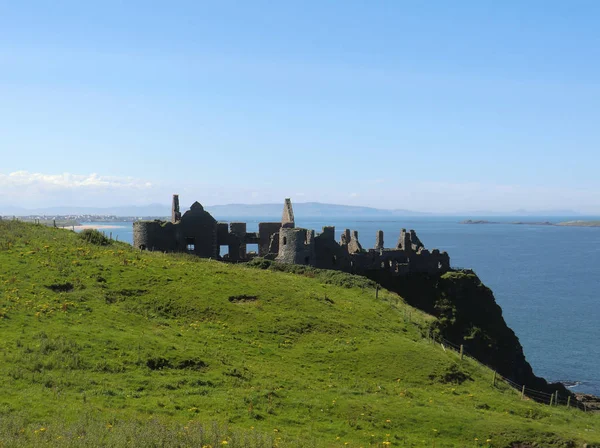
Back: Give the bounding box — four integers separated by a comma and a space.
185, 237, 195, 252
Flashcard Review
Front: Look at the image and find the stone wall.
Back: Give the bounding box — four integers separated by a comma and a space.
226, 222, 247, 261
259, 222, 282, 256
314, 226, 349, 271
178, 202, 218, 258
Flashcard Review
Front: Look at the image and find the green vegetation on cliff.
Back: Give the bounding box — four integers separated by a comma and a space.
366, 269, 563, 396
0, 222, 598, 447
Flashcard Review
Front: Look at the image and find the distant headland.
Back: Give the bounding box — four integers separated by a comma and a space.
461, 219, 600, 227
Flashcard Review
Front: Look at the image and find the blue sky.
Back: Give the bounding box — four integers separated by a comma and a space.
1, 1, 599, 212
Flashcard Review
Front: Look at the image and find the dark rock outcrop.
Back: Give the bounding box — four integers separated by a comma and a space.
366, 268, 570, 397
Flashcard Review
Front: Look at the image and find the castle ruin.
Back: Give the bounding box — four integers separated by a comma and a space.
133, 195, 450, 276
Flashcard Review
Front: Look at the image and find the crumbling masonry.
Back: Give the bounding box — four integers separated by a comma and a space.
133, 195, 450, 275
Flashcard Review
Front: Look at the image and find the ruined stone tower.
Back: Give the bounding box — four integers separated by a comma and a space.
171, 194, 181, 223
375, 230, 384, 250
282, 198, 295, 228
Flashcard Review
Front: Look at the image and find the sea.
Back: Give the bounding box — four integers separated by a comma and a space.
81, 216, 600, 396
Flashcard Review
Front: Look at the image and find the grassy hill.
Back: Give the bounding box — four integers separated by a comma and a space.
0, 221, 598, 447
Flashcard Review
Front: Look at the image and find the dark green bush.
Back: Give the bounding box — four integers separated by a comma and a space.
78, 229, 111, 246
246, 258, 376, 289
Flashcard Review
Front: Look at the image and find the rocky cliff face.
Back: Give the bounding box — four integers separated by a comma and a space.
367, 269, 569, 396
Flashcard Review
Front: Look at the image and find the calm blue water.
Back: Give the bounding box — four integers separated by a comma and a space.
82, 217, 600, 395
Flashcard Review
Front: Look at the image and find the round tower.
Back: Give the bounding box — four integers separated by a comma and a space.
133, 220, 176, 252
276, 227, 315, 265
133, 221, 156, 250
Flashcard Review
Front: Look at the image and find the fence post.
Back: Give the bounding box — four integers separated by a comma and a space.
376, 285, 379, 299
555, 391, 559, 406
521, 385, 525, 400
567, 395, 571, 408
459, 345, 464, 360
549, 394, 554, 406
492, 371, 496, 387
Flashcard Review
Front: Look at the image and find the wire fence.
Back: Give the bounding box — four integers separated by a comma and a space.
373, 285, 590, 412
430, 333, 588, 412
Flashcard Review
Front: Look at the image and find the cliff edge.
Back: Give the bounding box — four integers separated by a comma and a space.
368, 269, 570, 396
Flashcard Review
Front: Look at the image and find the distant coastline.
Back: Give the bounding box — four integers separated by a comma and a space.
461, 219, 600, 227
71, 224, 126, 230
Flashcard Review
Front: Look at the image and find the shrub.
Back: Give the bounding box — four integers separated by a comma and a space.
78, 229, 110, 246
246, 258, 376, 289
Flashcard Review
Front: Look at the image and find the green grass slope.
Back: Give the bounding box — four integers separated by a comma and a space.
0, 221, 598, 447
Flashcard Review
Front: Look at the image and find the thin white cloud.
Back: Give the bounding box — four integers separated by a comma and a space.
0, 171, 160, 208
0, 171, 153, 190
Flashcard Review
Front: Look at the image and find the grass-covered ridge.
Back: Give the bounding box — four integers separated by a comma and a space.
0, 221, 598, 447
